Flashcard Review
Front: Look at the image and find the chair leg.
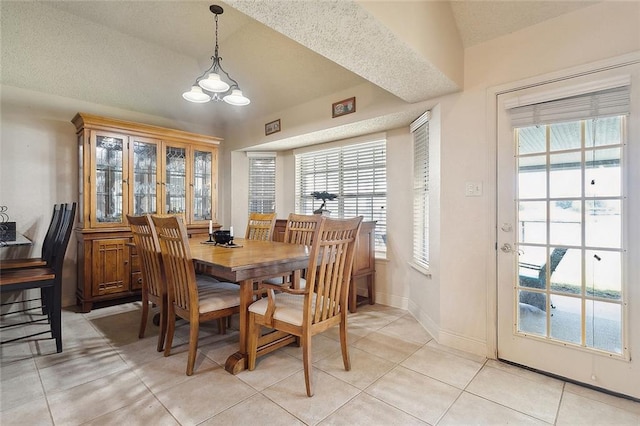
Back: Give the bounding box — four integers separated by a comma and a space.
40, 288, 49, 316
186, 320, 199, 376
217, 318, 226, 334
302, 332, 313, 397
51, 283, 62, 353
139, 295, 149, 339
156, 298, 167, 352
340, 320, 351, 371
164, 304, 176, 357
247, 313, 259, 371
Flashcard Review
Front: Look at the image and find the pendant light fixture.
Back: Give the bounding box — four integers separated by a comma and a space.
182, 4, 250, 106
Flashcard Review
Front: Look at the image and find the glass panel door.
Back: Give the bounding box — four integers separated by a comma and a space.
165, 146, 186, 215
496, 64, 640, 399
94, 134, 125, 224
515, 118, 624, 355
132, 139, 159, 215
192, 149, 212, 221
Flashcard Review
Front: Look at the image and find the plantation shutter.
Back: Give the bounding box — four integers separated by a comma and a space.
248, 153, 276, 214
411, 111, 430, 268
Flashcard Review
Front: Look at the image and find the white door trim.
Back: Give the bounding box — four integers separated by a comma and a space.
484, 51, 640, 359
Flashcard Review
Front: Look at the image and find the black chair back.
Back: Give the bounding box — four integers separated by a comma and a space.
51, 203, 76, 275
42, 204, 64, 264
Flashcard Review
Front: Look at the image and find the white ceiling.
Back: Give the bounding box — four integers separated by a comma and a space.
0, 0, 597, 144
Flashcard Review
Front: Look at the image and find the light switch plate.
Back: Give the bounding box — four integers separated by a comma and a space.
465, 181, 483, 197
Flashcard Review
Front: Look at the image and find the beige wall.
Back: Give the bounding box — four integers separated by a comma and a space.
226, 1, 640, 357
1, 1, 638, 357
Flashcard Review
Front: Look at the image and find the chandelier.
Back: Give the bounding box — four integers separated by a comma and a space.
182, 4, 250, 106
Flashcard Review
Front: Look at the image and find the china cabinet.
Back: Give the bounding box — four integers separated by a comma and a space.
73, 113, 221, 311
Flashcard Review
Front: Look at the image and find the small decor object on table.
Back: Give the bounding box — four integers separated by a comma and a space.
332, 97, 356, 118
265, 119, 281, 136
311, 191, 337, 216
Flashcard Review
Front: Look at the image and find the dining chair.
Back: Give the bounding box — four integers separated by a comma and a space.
1, 203, 65, 316
151, 214, 241, 375
262, 213, 323, 289
0, 203, 64, 270
0, 203, 76, 353
245, 212, 277, 241
127, 214, 168, 352
247, 216, 363, 396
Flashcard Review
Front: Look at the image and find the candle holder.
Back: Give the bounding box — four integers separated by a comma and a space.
208, 233, 214, 242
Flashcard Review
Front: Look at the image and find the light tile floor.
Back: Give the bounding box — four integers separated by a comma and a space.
1, 302, 639, 425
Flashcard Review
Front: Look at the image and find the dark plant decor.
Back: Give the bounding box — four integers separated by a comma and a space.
311, 191, 337, 214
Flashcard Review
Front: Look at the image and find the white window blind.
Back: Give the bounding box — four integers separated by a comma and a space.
295, 139, 387, 253
508, 86, 630, 128
248, 153, 276, 214
412, 111, 430, 268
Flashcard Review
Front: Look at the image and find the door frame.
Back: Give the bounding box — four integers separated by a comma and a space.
485, 51, 640, 359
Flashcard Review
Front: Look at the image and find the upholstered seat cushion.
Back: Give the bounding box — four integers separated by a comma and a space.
248, 292, 317, 326
196, 276, 240, 313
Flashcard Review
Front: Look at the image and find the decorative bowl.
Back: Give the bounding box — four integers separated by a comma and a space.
213, 230, 232, 244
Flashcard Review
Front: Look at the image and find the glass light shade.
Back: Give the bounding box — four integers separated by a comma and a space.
223, 89, 250, 106
182, 86, 211, 103
198, 73, 230, 93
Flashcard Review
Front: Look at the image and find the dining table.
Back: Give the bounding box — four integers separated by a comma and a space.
189, 235, 310, 374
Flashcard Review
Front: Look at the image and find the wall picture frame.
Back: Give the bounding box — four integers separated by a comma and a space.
265, 119, 281, 136
332, 97, 356, 118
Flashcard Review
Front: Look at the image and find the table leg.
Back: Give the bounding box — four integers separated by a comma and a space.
224, 277, 298, 375
224, 278, 253, 374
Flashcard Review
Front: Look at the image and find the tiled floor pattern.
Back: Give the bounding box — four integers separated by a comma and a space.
1, 302, 639, 425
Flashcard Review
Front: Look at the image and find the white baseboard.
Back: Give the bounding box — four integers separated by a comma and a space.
374, 291, 409, 310
406, 299, 488, 358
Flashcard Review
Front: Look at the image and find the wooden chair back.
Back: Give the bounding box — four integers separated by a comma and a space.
283, 213, 323, 246
305, 216, 362, 326
245, 212, 277, 241
151, 215, 198, 318
127, 214, 164, 300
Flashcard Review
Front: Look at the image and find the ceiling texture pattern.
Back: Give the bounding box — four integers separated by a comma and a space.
1, 0, 598, 148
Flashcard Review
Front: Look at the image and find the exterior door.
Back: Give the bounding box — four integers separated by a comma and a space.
496, 63, 640, 399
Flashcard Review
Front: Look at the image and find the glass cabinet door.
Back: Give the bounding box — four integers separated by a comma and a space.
192, 149, 213, 221
131, 139, 160, 215
165, 145, 186, 215
94, 134, 126, 225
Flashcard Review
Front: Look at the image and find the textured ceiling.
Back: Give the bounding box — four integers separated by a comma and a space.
450, 0, 598, 47
0, 0, 598, 149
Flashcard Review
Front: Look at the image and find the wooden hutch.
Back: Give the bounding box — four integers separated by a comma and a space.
73, 113, 221, 312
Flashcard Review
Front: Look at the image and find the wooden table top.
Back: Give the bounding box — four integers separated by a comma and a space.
188, 236, 310, 283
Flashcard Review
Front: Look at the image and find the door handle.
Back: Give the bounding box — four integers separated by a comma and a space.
500, 243, 513, 253
500, 243, 524, 254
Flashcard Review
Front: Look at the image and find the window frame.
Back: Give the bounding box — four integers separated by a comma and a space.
294, 137, 387, 255
247, 152, 276, 215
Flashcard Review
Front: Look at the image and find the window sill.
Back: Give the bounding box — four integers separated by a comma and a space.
409, 261, 432, 278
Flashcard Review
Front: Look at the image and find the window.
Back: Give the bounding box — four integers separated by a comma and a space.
507, 85, 629, 354
412, 112, 430, 268
295, 139, 386, 253
248, 153, 276, 214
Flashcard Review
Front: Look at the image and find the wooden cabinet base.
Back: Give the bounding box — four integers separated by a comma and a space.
75, 227, 209, 312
